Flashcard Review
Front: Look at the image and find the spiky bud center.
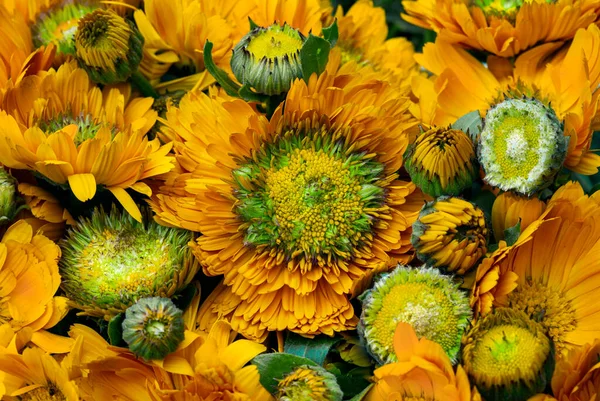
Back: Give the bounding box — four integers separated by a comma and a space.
478, 98, 566, 195
359, 266, 472, 364
122, 297, 185, 360
38, 112, 113, 145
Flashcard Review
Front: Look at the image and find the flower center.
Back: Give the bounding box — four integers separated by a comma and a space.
473, 0, 524, 15
145, 319, 167, 337
19, 383, 66, 401
233, 131, 386, 267
471, 324, 548, 382
507, 281, 577, 354
277, 367, 339, 401
75, 9, 131, 72
478, 98, 566, 194
246, 25, 304, 60
32, 2, 98, 57
38, 113, 111, 146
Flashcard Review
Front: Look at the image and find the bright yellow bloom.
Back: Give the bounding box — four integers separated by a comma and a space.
412, 24, 600, 175
402, 0, 600, 58
551, 339, 600, 401
491, 191, 546, 241
0, 62, 173, 221
365, 322, 473, 401
471, 181, 600, 355
0, 346, 79, 400
151, 72, 423, 340
0, 219, 72, 353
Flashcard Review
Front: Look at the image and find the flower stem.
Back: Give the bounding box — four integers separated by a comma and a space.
131, 71, 159, 98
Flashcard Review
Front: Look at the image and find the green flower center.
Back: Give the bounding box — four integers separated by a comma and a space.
32, 2, 98, 57
479, 98, 566, 195
145, 319, 167, 338
38, 113, 113, 146
246, 24, 304, 60
232, 130, 386, 264
473, 0, 524, 15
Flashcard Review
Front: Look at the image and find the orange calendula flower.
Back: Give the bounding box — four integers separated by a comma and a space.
412, 24, 600, 176
151, 72, 423, 340
471, 181, 600, 355
551, 339, 600, 400
402, 0, 600, 58
365, 322, 473, 401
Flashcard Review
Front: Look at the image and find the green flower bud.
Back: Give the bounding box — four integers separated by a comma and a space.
0, 167, 17, 224
277, 365, 343, 401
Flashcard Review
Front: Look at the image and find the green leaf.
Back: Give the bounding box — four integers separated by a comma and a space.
471, 188, 496, 222
348, 383, 374, 401
248, 17, 259, 30
452, 110, 484, 142
239, 84, 270, 104
284, 332, 340, 365
503, 220, 521, 246
203, 41, 241, 97
300, 34, 331, 82
108, 313, 125, 346
252, 353, 318, 394
322, 20, 339, 47
329, 365, 371, 399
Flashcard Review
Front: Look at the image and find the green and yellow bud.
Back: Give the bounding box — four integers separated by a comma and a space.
478, 97, 567, 195
462, 308, 555, 401
277, 365, 343, 401
0, 167, 17, 224
412, 197, 488, 275
75, 9, 143, 84
122, 297, 185, 360
404, 127, 478, 197
359, 266, 472, 364
60, 207, 199, 319
231, 23, 304, 95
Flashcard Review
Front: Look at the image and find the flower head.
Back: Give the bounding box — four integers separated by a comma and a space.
60, 207, 199, 319
405, 127, 478, 197
412, 197, 489, 275
463, 308, 554, 401
478, 98, 567, 195
359, 266, 471, 364
277, 365, 343, 401
75, 8, 143, 84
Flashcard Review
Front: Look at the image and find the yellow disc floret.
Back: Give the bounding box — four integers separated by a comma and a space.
247, 27, 304, 59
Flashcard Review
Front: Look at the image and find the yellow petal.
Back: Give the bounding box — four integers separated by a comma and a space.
108, 187, 142, 222
30, 331, 74, 354
67, 173, 97, 202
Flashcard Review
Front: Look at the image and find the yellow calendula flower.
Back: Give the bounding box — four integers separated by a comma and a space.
0, 346, 79, 400
471, 181, 600, 355
151, 71, 423, 340
412, 24, 600, 177
402, 0, 600, 58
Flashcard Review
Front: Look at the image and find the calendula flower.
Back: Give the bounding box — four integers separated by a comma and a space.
231, 23, 305, 95
479, 98, 567, 195
359, 266, 471, 364
365, 322, 473, 401
412, 197, 489, 275
412, 25, 600, 175
491, 191, 546, 241
471, 181, 600, 355
463, 308, 554, 401
122, 297, 185, 360
277, 365, 343, 401
60, 208, 199, 319
404, 127, 478, 197
0, 346, 79, 400
402, 0, 600, 57
551, 339, 600, 401
0, 220, 71, 353
151, 71, 423, 340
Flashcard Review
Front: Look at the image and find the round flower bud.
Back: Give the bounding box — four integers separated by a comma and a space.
462, 308, 555, 401
412, 197, 489, 275
122, 297, 185, 360
277, 365, 343, 401
404, 127, 478, 197
0, 167, 17, 224
231, 23, 305, 95
75, 9, 144, 84
359, 266, 472, 364
478, 97, 567, 195
60, 207, 199, 319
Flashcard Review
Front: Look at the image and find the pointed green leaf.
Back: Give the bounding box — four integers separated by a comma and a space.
284, 332, 340, 365
252, 353, 318, 394
248, 17, 259, 30
300, 34, 330, 82
203, 41, 241, 97
452, 110, 483, 142
108, 313, 125, 346
322, 20, 339, 47
503, 220, 521, 246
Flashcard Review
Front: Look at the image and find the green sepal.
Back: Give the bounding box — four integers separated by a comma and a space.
203, 40, 242, 97
452, 110, 484, 143
284, 333, 340, 365
252, 353, 318, 395
239, 84, 270, 103
300, 34, 331, 82
322, 20, 339, 47
503, 219, 521, 246
108, 313, 125, 346
248, 17, 259, 30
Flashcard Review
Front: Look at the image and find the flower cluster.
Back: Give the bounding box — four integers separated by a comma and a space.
0, 0, 599, 400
